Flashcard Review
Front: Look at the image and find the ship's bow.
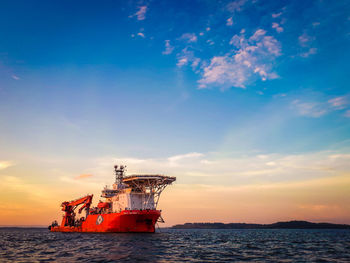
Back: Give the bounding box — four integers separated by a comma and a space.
119, 209, 161, 232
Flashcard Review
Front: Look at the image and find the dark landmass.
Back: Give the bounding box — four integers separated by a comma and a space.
172, 221, 350, 229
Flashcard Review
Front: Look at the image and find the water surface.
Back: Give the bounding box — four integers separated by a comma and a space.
1, 228, 350, 262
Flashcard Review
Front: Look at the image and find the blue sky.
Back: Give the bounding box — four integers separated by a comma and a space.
0, 0, 350, 225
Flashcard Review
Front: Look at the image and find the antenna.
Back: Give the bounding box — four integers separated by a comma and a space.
114, 165, 126, 185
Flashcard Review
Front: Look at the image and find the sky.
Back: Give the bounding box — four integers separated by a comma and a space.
0, 0, 350, 227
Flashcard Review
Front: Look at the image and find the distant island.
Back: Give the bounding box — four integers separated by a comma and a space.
172, 221, 350, 229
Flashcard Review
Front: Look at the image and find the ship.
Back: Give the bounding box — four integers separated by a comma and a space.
49, 165, 176, 233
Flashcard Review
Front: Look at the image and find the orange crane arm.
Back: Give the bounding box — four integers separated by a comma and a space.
62, 195, 93, 209
60, 194, 93, 227
78, 197, 93, 214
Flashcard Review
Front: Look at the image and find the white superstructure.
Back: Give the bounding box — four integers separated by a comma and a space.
101, 165, 175, 212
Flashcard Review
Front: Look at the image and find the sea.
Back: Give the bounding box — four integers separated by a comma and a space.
1, 228, 350, 262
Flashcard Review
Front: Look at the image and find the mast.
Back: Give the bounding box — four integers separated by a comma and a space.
114, 165, 126, 185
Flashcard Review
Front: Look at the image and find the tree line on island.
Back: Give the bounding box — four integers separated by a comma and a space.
171, 221, 350, 229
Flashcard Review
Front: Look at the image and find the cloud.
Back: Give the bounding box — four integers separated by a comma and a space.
273, 93, 287, 98
177, 57, 188, 67
299, 47, 317, 58
328, 96, 348, 110
137, 32, 145, 38
0, 176, 44, 197
272, 12, 282, 18
206, 39, 215, 46
168, 152, 204, 162
272, 22, 283, 33
0, 161, 14, 170
297, 32, 317, 58
227, 0, 248, 13
292, 95, 350, 118
345, 110, 350, 118
291, 99, 327, 118
162, 40, 174, 55
226, 17, 233, 26
250, 29, 266, 40
191, 58, 201, 70
11, 75, 20, 80
75, 174, 93, 180
95, 151, 350, 187
168, 152, 204, 163
198, 29, 281, 89
179, 33, 197, 43
198, 56, 247, 89
132, 6, 147, 21
298, 33, 314, 47
176, 48, 199, 68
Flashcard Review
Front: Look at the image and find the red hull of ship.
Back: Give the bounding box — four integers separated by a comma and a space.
50, 210, 160, 233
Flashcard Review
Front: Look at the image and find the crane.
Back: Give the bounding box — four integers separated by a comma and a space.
60, 194, 93, 227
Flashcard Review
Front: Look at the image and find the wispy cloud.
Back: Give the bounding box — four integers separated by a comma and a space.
298, 33, 314, 47
176, 48, 198, 68
75, 174, 93, 180
345, 110, 350, 118
272, 12, 282, 18
191, 58, 201, 70
206, 39, 214, 46
179, 33, 197, 43
291, 100, 327, 117
137, 32, 145, 38
273, 93, 287, 99
11, 75, 20, 80
299, 47, 317, 58
198, 29, 281, 89
132, 6, 148, 21
272, 22, 283, 33
0, 176, 56, 203
292, 95, 349, 118
328, 96, 348, 110
177, 57, 188, 67
297, 32, 317, 58
227, 0, 248, 13
226, 17, 233, 26
95, 151, 350, 187
168, 152, 204, 165
162, 40, 174, 55
0, 161, 14, 170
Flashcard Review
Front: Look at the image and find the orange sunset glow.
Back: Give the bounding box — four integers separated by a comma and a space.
1, 152, 349, 227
